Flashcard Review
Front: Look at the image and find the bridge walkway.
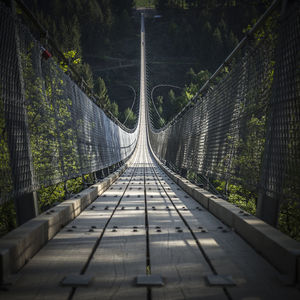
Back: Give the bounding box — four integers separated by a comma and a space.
2, 118, 300, 300
1, 10, 299, 300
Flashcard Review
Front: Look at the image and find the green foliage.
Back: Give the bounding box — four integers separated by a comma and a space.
214, 180, 256, 215
79, 63, 94, 90
233, 115, 266, 189
278, 201, 300, 242
28, 0, 137, 121
154, 71, 209, 124
59, 50, 82, 72
158, 117, 165, 127
0, 201, 16, 237
123, 107, 137, 128
186, 68, 210, 94
0, 93, 13, 201
94, 77, 111, 109
38, 176, 85, 211
148, 0, 270, 123
156, 95, 164, 115
135, 0, 155, 8
110, 102, 119, 118
1, 0, 138, 236
186, 170, 197, 182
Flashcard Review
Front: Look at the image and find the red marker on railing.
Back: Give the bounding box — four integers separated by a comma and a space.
41, 46, 52, 60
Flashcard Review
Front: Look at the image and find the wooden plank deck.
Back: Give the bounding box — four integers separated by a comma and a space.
1, 141, 300, 299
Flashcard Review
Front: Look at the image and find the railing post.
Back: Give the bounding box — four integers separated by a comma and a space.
256, 0, 296, 226
8, 0, 38, 224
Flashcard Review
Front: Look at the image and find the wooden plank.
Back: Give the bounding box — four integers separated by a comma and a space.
146, 171, 227, 300
73, 166, 148, 299
2, 158, 299, 300
73, 228, 147, 300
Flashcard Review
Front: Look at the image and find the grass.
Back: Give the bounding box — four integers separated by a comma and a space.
135, 0, 155, 8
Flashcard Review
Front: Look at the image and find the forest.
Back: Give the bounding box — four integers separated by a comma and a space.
147, 0, 271, 125
22, 0, 272, 127
22, 0, 140, 127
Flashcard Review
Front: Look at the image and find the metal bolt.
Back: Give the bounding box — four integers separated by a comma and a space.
72, 225, 77, 229
91, 226, 97, 229
177, 229, 183, 233
89, 229, 94, 232
67, 229, 73, 232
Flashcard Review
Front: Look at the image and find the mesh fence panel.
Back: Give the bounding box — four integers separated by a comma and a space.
0, 3, 138, 204
148, 1, 300, 224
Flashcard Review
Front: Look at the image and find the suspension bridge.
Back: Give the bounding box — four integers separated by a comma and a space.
0, 1, 300, 299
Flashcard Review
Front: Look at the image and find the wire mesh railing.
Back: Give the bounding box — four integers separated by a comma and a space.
148, 0, 300, 228
0, 2, 139, 206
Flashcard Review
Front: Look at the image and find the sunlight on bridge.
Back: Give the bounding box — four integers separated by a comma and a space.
0, 2, 300, 300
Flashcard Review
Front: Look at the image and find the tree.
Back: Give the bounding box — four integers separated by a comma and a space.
79, 63, 94, 90
110, 102, 119, 118
123, 107, 136, 128
95, 77, 110, 109
156, 95, 164, 115
111, 0, 134, 15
